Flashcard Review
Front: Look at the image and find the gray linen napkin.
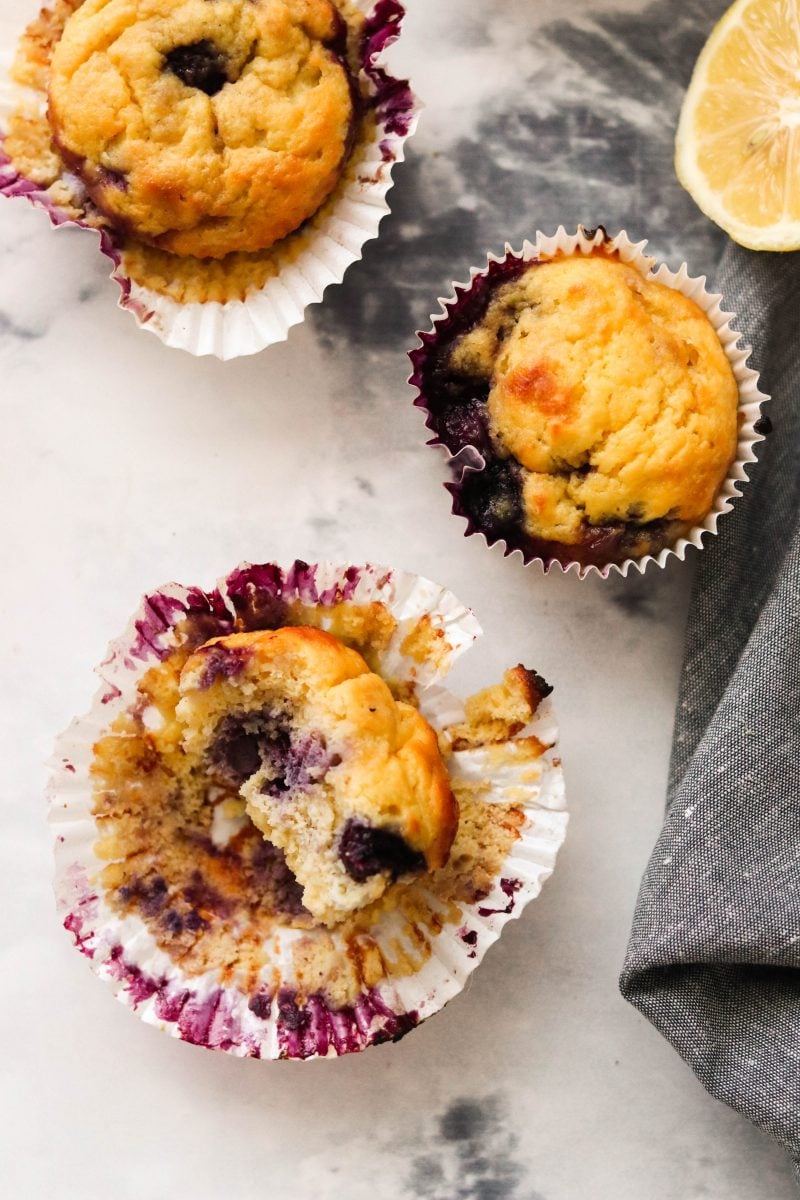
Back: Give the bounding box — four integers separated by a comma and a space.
620, 244, 800, 1172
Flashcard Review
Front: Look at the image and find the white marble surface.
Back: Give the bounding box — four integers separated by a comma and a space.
0, 0, 796, 1197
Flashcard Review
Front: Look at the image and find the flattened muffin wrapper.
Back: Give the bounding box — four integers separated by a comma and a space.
49, 561, 567, 1059
0, 1, 417, 359
410, 225, 769, 579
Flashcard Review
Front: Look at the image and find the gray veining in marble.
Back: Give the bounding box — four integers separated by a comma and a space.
0, 1, 796, 1198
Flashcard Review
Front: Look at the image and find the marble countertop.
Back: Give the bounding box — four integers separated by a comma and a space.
1, 0, 795, 1197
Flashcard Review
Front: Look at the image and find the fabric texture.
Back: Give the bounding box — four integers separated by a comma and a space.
620, 244, 800, 1173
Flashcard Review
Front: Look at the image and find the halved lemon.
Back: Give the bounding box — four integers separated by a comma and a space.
676, 0, 800, 251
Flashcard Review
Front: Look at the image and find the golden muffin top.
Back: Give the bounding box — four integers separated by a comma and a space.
449, 254, 739, 546
48, 0, 355, 258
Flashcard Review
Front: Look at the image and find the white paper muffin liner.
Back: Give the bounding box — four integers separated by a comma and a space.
410, 225, 769, 579
0, 1, 417, 359
49, 561, 567, 1059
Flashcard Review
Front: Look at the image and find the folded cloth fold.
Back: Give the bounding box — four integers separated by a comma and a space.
620, 244, 800, 1174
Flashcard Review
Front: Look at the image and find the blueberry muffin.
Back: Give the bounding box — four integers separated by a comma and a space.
177, 627, 457, 925
4, 0, 408, 309
46, 0, 356, 258
72, 563, 563, 1055
420, 251, 740, 568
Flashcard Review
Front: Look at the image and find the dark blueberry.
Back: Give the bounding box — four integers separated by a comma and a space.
754, 413, 773, 437
220, 730, 262, 781
165, 41, 229, 96
209, 711, 288, 786
578, 524, 626, 561
248, 991, 272, 1020
278, 993, 309, 1032
182, 609, 233, 650
233, 592, 289, 633
163, 910, 184, 935
428, 359, 490, 411
438, 397, 492, 456
338, 818, 426, 883
461, 457, 524, 539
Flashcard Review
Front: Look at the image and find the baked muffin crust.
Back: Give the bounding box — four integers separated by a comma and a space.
47, 0, 355, 258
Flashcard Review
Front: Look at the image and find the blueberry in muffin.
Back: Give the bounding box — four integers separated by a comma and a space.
420, 252, 740, 568
177, 627, 458, 926
47, 0, 357, 258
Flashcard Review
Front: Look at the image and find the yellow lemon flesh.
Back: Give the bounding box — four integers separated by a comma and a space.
676, 0, 800, 251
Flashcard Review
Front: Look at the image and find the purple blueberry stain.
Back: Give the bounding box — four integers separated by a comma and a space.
276, 986, 419, 1059
339, 818, 426, 883
317, 563, 362, 605
194, 642, 252, 690
154, 987, 190, 1025
177, 988, 223, 1046
182, 869, 235, 922
127, 587, 230, 665
163, 909, 185, 936
459, 928, 479, 959
0, 140, 153, 321
64, 910, 96, 958
118, 874, 169, 919
283, 731, 332, 791
130, 593, 189, 663
477, 878, 522, 918
361, 2, 415, 140
284, 560, 322, 604
224, 564, 290, 632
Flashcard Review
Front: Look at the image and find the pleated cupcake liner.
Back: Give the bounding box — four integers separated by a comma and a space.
409, 225, 769, 579
0, 0, 417, 358
50, 560, 567, 1059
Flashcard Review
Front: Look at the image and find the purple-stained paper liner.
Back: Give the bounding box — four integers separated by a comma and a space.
0, 1, 418, 358
409, 226, 769, 580
50, 561, 567, 1059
